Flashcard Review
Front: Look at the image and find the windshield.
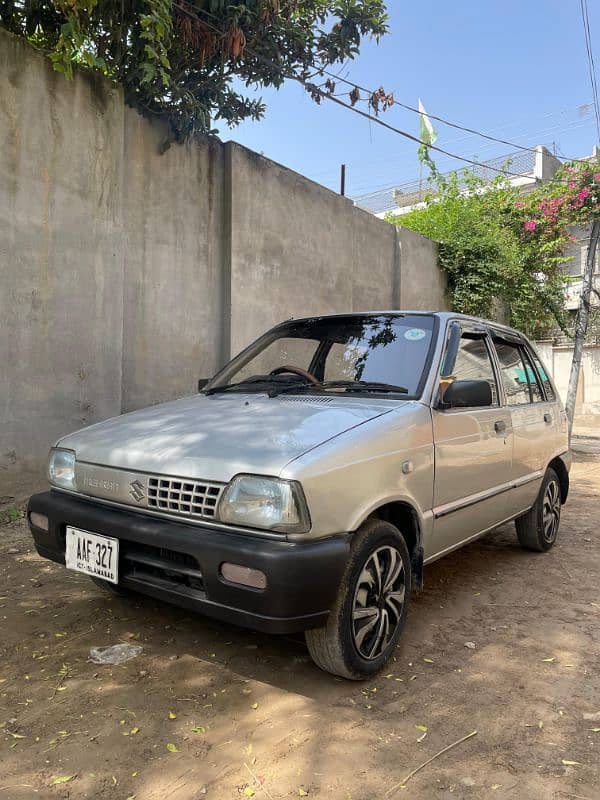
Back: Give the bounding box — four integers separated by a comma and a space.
206, 314, 437, 399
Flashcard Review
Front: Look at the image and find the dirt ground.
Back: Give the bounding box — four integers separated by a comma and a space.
1, 456, 600, 800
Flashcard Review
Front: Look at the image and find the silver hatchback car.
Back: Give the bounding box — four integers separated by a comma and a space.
28, 312, 570, 679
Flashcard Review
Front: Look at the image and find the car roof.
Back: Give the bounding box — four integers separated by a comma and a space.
279, 311, 526, 339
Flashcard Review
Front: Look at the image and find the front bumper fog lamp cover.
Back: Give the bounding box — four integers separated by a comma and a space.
220, 562, 267, 590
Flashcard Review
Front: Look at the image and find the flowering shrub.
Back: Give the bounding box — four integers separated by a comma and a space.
390, 160, 600, 339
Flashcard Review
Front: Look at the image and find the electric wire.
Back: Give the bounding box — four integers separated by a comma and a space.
580, 0, 600, 142
172, 2, 567, 182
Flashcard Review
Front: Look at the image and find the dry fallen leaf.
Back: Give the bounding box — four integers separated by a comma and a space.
192, 725, 206, 734
51, 775, 76, 785
243, 788, 255, 797
423, 658, 434, 664
168, 711, 177, 720
251, 703, 258, 710
299, 789, 309, 797
415, 725, 428, 732
542, 657, 555, 663
166, 743, 179, 753
561, 759, 580, 766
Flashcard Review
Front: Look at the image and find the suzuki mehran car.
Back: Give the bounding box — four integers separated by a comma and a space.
28, 312, 570, 679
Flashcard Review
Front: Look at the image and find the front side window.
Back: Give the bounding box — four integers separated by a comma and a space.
446, 333, 499, 405
207, 314, 437, 398
492, 338, 535, 405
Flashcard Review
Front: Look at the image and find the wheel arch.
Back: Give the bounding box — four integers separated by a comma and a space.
367, 500, 424, 590
548, 456, 569, 504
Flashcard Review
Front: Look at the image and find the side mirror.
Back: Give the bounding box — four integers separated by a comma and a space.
441, 379, 492, 409
198, 378, 209, 392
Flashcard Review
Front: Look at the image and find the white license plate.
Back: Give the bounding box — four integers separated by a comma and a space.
65, 527, 119, 584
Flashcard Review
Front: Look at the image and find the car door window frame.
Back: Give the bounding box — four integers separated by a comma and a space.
519, 347, 545, 403
435, 321, 502, 412
489, 330, 547, 407
524, 344, 556, 403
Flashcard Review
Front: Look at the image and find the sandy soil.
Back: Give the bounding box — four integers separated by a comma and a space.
1, 459, 599, 800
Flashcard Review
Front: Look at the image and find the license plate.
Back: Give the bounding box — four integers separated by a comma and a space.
65, 527, 119, 584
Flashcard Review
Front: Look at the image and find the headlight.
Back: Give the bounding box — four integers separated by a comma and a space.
218, 475, 310, 533
47, 448, 76, 490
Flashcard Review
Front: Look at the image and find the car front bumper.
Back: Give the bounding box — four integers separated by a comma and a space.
27, 491, 350, 634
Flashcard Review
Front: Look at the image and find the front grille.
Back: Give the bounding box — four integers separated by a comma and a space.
120, 541, 204, 592
147, 476, 223, 519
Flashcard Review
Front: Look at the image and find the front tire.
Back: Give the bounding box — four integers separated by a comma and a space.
305, 518, 411, 680
515, 467, 562, 552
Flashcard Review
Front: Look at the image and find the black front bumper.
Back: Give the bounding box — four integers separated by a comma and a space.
28, 491, 350, 634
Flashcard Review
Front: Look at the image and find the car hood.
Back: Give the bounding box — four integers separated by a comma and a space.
58, 392, 397, 483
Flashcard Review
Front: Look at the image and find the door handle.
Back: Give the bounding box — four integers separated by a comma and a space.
494, 420, 506, 434
544, 413, 553, 424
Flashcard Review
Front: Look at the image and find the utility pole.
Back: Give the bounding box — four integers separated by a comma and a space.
565, 216, 600, 435
340, 163, 346, 196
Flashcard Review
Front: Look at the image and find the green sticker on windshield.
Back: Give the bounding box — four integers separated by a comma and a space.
404, 328, 426, 341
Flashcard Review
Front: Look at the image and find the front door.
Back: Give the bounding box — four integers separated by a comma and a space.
429, 325, 513, 561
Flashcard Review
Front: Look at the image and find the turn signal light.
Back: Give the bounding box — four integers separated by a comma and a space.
29, 512, 49, 531
220, 562, 267, 589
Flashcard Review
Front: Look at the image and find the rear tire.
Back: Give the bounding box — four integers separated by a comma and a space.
515, 467, 561, 552
305, 518, 411, 680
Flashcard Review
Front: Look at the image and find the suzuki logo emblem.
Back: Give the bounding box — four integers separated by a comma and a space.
129, 479, 145, 503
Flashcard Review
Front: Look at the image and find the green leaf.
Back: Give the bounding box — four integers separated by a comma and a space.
51, 775, 76, 785
166, 743, 179, 753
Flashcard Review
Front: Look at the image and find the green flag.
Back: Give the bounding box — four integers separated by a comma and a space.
418, 98, 437, 146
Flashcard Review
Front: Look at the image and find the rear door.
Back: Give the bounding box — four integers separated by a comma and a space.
430, 323, 513, 560
489, 332, 551, 514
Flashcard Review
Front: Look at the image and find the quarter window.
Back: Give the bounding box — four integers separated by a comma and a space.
492, 339, 538, 405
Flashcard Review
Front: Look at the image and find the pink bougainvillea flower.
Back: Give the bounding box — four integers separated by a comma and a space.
594, 173, 600, 181
524, 220, 537, 231
578, 187, 591, 201
514, 200, 525, 208
568, 181, 576, 188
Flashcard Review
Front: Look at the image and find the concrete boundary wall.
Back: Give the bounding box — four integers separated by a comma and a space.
0, 31, 446, 495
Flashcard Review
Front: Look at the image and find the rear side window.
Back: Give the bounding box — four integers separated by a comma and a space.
530, 351, 556, 401
492, 338, 543, 405
520, 349, 544, 402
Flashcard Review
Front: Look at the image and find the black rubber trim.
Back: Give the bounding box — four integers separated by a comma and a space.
27, 491, 350, 634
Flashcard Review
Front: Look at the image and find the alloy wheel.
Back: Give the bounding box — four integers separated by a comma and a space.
351, 545, 406, 660
542, 479, 561, 543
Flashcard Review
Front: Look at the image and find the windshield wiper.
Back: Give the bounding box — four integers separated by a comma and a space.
204, 375, 278, 395
319, 380, 409, 394
272, 380, 409, 397
205, 374, 315, 395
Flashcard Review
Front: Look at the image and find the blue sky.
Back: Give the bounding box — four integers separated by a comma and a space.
223, 1, 600, 199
